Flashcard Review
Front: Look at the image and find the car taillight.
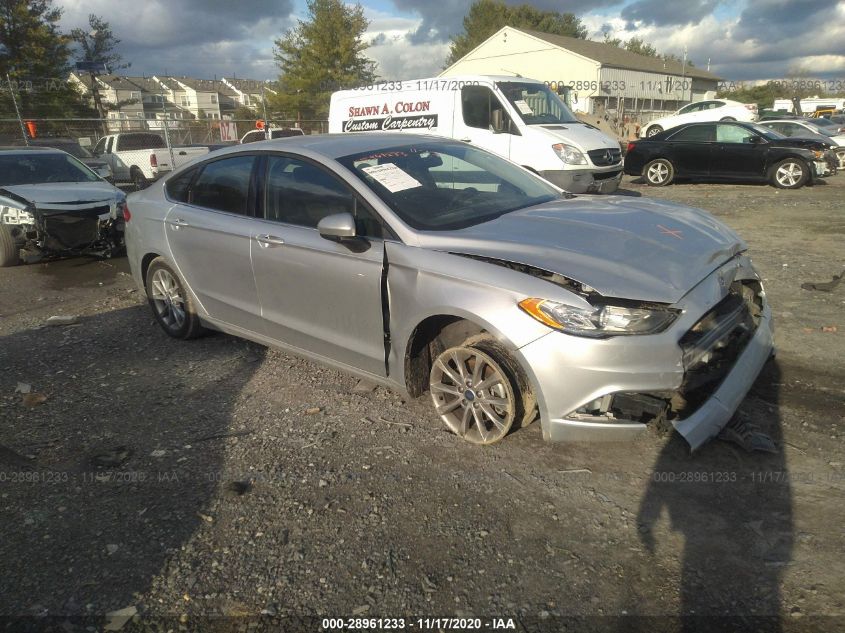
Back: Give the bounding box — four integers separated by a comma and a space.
627, 141, 637, 153
150, 154, 158, 167
123, 205, 132, 222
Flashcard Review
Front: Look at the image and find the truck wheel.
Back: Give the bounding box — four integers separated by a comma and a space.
131, 167, 149, 191
770, 158, 808, 189
643, 158, 674, 186
0, 225, 21, 267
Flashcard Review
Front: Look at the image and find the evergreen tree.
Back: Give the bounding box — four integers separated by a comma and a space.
71, 14, 130, 120
270, 0, 377, 120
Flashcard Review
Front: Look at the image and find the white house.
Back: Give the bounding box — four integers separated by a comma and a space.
440, 27, 721, 114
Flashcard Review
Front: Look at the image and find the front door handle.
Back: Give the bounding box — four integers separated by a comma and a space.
168, 218, 189, 229
256, 234, 285, 247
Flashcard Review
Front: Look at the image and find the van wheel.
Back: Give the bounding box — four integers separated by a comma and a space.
131, 167, 149, 191
644, 158, 674, 186
145, 258, 206, 339
0, 225, 21, 267
770, 158, 808, 189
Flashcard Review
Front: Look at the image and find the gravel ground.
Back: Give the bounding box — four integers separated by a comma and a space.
1, 175, 843, 633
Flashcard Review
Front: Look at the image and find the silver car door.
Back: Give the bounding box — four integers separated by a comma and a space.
250, 155, 387, 376
164, 154, 264, 332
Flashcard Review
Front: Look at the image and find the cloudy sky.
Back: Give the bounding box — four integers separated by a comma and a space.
58, 0, 845, 82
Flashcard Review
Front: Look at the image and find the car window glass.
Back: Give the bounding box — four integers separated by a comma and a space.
265, 156, 356, 229
429, 153, 507, 193
166, 167, 199, 203
191, 155, 255, 214
711, 102, 725, 109
462, 85, 507, 130
716, 124, 756, 143
242, 131, 264, 144
106, 138, 113, 153
93, 137, 107, 155
678, 103, 698, 114
117, 134, 166, 151
670, 125, 714, 142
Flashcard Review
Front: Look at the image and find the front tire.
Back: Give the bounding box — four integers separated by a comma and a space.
770, 158, 808, 189
429, 341, 522, 445
835, 149, 845, 171
643, 158, 675, 186
0, 225, 20, 267
145, 258, 206, 339
646, 125, 663, 137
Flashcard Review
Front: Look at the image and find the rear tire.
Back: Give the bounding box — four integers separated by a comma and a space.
131, 167, 149, 191
646, 125, 663, 137
0, 224, 20, 267
770, 158, 808, 189
145, 258, 206, 339
643, 158, 675, 186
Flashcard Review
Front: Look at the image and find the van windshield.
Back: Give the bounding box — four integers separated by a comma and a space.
337, 141, 560, 231
496, 81, 579, 125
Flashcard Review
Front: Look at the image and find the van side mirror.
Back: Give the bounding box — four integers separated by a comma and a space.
317, 212, 357, 240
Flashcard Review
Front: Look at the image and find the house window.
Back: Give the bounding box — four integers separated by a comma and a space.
130, 91, 141, 100
180, 96, 190, 107
243, 95, 251, 106
211, 95, 218, 104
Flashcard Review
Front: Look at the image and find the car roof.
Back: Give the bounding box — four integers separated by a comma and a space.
208, 133, 466, 160
0, 146, 67, 154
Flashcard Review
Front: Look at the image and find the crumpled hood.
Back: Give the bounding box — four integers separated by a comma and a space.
1, 182, 122, 207
421, 196, 746, 304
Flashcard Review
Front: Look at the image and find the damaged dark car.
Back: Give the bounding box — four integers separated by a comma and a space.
0, 147, 125, 267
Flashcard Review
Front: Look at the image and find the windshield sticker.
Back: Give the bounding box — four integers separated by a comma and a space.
361, 163, 422, 193
514, 100, 534, 115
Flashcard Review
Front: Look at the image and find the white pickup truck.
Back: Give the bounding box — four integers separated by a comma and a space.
92, 133, 209, 189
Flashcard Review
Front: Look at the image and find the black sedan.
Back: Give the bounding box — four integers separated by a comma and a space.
624, 121, 835, 189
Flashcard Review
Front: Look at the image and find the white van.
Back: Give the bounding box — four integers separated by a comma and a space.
329, 75, 623, 193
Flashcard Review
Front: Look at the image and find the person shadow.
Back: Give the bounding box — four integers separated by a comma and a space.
636, 358, 793, 632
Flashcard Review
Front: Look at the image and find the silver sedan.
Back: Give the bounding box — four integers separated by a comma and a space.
124, 133, 773, 450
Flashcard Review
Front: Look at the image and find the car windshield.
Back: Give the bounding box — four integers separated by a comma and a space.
804, 123, 835, 137
337, 142, 561, 231
749, 123, 785, 140
0, 153, 100, 186
496, 81, 579, 125
38, 142, 94, 159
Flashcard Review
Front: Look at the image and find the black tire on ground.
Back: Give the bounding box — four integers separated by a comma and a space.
769, 158, 809, 189
643, 158, 675, 186
145, 257, 207, 339
131, 167, 149, 191
0, 224, 20, 267
646, 125, 663, 137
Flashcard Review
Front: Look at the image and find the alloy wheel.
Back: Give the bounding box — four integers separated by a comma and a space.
647, 162, 669, 184
775, 161, 803, 187
150, 268, 186, 331
430, 346, 515, 445
836, 150, 845, 171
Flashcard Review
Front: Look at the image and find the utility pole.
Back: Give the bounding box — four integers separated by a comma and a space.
261, 82, 269, 139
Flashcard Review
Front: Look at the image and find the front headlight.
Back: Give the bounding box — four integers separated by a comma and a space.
0, 204, 35, 225
552, 143, 587, 165
519, 298, 679, 337
812, 150, 825, 159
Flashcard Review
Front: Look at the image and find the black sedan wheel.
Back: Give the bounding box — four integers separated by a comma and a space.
770, 158, 808, 189
646, 125, 663, 137
643, 159, 674, 186
145, 258, 206, 339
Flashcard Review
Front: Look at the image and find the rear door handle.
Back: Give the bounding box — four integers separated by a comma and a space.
168, 218, 189, 229
256, 234, 285, 247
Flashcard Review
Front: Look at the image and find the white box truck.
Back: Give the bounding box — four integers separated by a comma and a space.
329, 75, 623, 193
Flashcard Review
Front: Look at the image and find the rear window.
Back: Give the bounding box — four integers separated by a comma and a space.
116, 134, 166, 151
190, 156, 256, 215
166, 167, 200, 203
669, 125, 715, 142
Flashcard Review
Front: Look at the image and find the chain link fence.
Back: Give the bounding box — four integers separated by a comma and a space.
1, 117, 329, 186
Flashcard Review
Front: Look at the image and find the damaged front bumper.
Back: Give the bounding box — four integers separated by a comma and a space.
3, 200, 124, 259
516, 256, 774, 451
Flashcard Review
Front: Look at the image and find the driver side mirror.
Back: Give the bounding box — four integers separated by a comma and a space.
317, 212, 357, 240
748, 135, 763, 144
